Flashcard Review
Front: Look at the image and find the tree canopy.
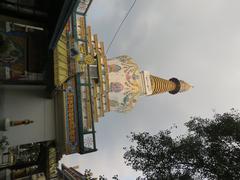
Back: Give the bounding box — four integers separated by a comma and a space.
84, 169, 119, 180
123, 109, 240, 179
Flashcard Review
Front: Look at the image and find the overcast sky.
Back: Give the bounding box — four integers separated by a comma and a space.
61, 0, 240, 179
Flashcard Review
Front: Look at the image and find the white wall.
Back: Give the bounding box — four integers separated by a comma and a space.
0, 85, 55, 146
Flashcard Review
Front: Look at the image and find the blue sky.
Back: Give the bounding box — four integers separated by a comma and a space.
61, 0, 240, 179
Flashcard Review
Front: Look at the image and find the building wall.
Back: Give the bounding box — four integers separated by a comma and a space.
0, 85, 55, 146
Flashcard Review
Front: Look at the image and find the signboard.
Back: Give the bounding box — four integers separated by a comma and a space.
141, 71, 153, 95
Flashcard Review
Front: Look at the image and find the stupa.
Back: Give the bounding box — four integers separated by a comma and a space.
107, 55, 192, 112
53, 10, 192, 154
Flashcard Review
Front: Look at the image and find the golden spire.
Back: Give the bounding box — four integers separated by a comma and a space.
150, 75, 192, 95
150, 75, 176, 95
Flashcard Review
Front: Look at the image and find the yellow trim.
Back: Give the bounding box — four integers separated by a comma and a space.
94, 34, 104, 117
93, 81, 99, 122
57, 40, 67, 49
62, 91, 68, 154
87, 26, 94, 56
86, 86, 92, 129
67, 93, 75, 144
56, 46, 68, 57
99, 42, 110, 112
78, 17, 86, 39
54, 27, 69, 87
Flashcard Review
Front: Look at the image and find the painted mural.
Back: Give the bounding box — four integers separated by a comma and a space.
110, 82, 124, 93
107, 55, 143, 112
108, 64, 121, 73
0, 32, 26, 80
0, 32, 24, 64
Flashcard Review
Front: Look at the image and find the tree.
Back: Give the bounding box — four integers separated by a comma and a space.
123, 109, 240, 179
84, 169, 118, 180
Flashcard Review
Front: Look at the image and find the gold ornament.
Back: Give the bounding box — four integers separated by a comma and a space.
84, 54, 95, 65
79, 63, 86, 72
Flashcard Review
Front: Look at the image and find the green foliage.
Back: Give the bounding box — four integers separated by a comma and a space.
84, 169, 94, 180
124, 109, 240, 179
112, 175, 119, 180
84, 169, 118, 180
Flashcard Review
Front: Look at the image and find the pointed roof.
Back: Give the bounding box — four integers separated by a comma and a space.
179, 80, 193, 93
150, 75, 192, 95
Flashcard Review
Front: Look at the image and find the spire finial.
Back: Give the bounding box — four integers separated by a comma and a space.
179, 80, 192, 93
149, 75, 192, 95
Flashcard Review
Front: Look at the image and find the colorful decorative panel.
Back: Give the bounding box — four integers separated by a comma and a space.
0, 32, 26, 80
107, 55, 143, 112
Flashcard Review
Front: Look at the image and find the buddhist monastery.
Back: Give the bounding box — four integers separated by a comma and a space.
0, 1, 191, 178
52, 8, 192, 155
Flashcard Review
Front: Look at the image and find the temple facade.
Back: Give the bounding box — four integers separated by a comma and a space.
0, 0, 192, 162
52, 13, 192, 155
